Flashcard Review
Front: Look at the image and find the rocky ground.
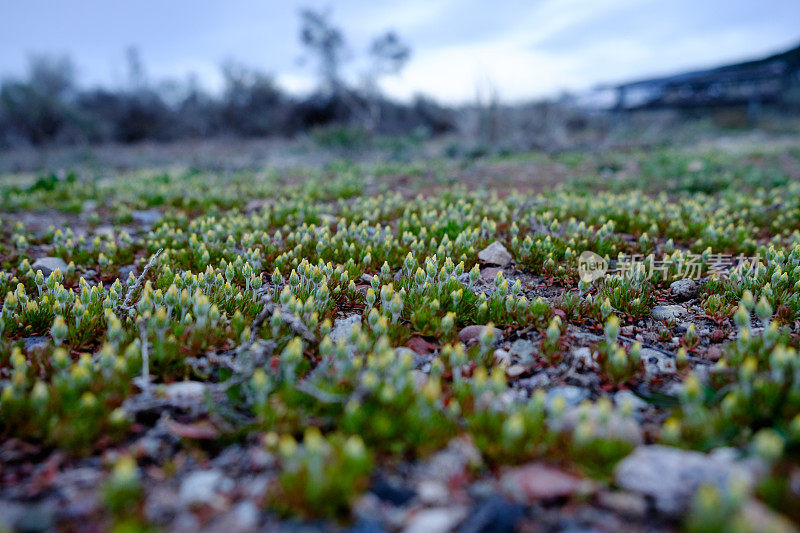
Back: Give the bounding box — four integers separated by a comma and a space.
2, 143, 800, 532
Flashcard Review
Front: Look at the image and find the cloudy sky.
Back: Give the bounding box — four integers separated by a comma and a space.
2, 0, 798, 103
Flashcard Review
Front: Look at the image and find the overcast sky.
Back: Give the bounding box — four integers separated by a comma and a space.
2, 0, 799, 104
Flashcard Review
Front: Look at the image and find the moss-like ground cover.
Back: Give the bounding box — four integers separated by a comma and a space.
2, 143, 800, 531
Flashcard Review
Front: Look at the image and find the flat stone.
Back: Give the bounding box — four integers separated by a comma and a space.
403, 506, 467, 533
614, 445, 757, 516
330, 315, 362, 343
500, 463, 586, 503
596, 490, 648, 518
163, 381, 206, 402
478, 241, 512, 266
670, 278, 698, 301
31, 256, 67, 277
652, 305, 687, 321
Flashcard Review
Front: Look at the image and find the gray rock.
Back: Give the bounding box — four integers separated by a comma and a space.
670, 278, 698, 301
179, 469, 230, 505
163, 381, 207, 403
571, 346, 594, 368
132, 209, 163, 227
82, 200, 98, 213
94, 225, 115, 238
23, 336, 49, 352
561, 405, 643, 445
31, 256, 67, 277
417, 480, 450, 506
230, 500, 259, 530
118, 264, 138, 280
614, 390, 648, 411
478, 241, 512, 266
614, 445, 757, 515
510, 339, 537, 362
596, 490, 647, 518
651, 305, 687, 321
641, 348, 676, 376
546, 386, 590, 409
517, 373, 550, 390
330, 315, 362, 343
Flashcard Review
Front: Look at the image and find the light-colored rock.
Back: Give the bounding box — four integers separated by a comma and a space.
329, 315, 362, 343
131, 209, 163, 227
670, 278, 698, 301
596, 490, 647, 518
546, 386, 590, 410
31, 256, 67, 277
510, 339, 537, 362
179, 469, 230, 505
561, 404, 643, 445
641, 348, 676, 376
119, 264, 138, 279
615, 445, 757, 516
230, 500, 259, 530
404, 507, 467, 533
571, 347, 594, 368
94, 225, 115, 238
501, 463, 587, 503
493, 349, 511, 365
614, 390, 648, 411
652, 305, 687, 321
417, 480, 450, 506
163, 381, 206, 402
478, 241, 512, 266
419, 437, 483, 484
506, 364, 527, 378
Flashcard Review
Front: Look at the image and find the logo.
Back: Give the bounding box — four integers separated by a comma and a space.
578, 251, 608, 283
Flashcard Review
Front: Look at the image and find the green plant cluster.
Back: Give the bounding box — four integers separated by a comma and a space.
2, 146, 800, 527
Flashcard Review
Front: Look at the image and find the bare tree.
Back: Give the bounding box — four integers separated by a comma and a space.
125, 46, 147, 91
368, 32, 411, 78
299, 9, 346, 97
363, 31, 411, 130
